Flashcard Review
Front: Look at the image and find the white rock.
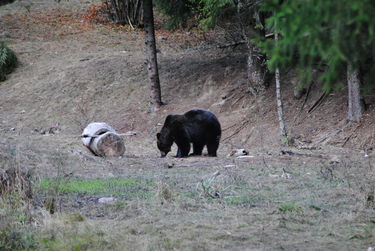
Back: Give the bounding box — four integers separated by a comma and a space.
98, 197, 116, 204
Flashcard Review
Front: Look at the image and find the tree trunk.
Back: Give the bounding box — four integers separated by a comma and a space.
275, 32, 288, 143
143, 0, 162, 111
234, 0, 267, 95
347, 64, 363, 122
247, 45, 266, 95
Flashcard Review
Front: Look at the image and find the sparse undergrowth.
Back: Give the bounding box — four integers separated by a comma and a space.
0, 42, 17, 82
1, 144, 375, 250
39, 177, 153, 198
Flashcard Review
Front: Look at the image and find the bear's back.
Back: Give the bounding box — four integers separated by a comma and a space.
184, 109, 217, 121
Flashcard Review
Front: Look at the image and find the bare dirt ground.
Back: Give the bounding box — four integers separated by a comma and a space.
1, 0, 375, 250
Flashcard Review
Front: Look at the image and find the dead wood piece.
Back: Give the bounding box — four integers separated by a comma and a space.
280, 150, 322, 159
341, 123, 361, 147
314, 122, 351, 145
81, 122, 125, 157
93, 132, 125, 157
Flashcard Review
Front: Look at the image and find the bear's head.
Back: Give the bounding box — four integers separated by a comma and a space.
156, 115, 175, 157
157, 130, 173, 157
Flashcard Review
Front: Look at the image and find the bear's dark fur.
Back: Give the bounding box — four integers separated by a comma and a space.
157, 109, 221, 158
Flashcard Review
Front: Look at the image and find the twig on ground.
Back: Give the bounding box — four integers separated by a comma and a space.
308, 92, 328, 114
199, 171, 221, 198
342, 123, 361, 147
222, 119, 252, 142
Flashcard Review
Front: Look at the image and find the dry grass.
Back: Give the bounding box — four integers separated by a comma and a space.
1, 128, 375, 250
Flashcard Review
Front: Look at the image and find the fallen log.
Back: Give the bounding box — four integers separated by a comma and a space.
81, 122, 125, 157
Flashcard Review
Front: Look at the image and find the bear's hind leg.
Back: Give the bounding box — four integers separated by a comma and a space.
191, 143, 204, 156
207, 141, 219, 157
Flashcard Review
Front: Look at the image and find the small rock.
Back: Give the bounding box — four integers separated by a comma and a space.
236, 155, 255, 159
329, 155, 340, 164
98, 197, 116, 204
213, 100, 225, 106
164, 162, 175, 169
124, 131, 137, 136
281, 172, 293, 179
367, 247, 374, 251
157, 36, 167, 41
228, 149, 249, 157
71, 150, 83, 156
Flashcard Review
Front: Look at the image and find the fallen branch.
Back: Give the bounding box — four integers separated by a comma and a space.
280, 150, 327, 160
217, 41, 247, 49
341, 123, 361, 147
314, 122, 351, 144
308, 92, 327, 114
222, 119, 252, 142
292, 82, 313, 126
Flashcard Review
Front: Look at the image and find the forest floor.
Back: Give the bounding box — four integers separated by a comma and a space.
0, 0, 375, 250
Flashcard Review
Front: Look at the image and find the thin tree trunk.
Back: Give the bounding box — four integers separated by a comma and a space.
275, 32, 288, 143
347, 64, 363, 122
143, 0, 162, 111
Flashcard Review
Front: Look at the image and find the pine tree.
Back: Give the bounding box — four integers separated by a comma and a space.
259, 0, 375, 122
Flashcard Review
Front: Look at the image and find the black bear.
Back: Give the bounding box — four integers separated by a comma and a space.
156, 109, 221, 158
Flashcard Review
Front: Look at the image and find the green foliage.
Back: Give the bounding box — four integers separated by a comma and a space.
258, 0, 375, 92
278, 203, 303, 213
155, 0, 233, 29
154, 0, 197, 29
192, 0, 234, 29
0, 42, 17, 82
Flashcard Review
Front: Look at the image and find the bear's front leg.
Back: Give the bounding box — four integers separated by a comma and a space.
175, 141, 190, 157
175, 148, 182, 158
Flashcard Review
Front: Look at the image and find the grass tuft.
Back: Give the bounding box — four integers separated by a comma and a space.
278, 204, 303, 213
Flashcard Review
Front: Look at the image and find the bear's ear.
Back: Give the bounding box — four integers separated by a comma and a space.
157, 133, 161, 139
164, 114, 175, 125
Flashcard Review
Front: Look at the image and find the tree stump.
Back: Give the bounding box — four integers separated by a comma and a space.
81, 122, 125, 157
